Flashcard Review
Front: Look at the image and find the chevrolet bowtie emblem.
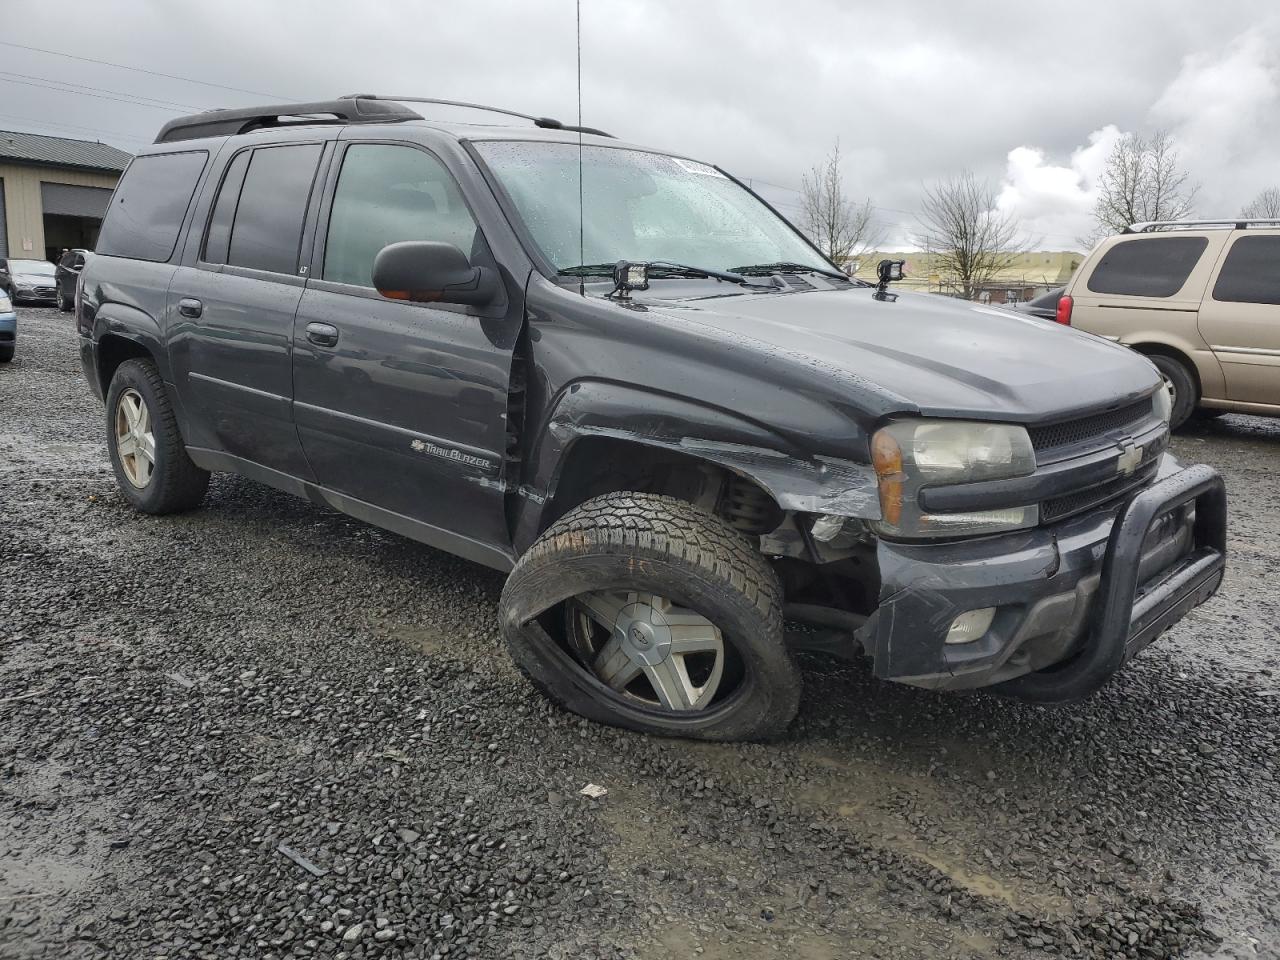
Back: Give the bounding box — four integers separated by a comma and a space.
1116, 441, 1143, 476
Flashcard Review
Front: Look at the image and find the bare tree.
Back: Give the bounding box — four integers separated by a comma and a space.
914, 170, 1025, 300
1242, 187, 1280, 219
1092, 130, 1198, 237
800, 140, 884, 268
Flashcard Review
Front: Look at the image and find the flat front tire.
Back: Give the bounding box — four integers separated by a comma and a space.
500, 492, 801, 741
105, 358, 209, 514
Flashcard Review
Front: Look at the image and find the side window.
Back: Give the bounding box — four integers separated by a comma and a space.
323, 144, 478, 288
1086, 236, 1208, 298
202, 150, 251, 265
1211, 235, 1280, 305
226, 144, 323, 275
96, 151, 208, 262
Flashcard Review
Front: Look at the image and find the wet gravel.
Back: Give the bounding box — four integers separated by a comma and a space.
2, 306, 1279, 959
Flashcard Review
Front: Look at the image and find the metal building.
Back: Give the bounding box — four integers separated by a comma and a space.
0, 130, 131, 262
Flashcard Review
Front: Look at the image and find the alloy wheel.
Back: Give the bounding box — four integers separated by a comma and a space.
565, 591, 726, 711
114, 388, 156, 488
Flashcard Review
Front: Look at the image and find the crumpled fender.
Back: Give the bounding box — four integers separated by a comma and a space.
513, 379, 879, 551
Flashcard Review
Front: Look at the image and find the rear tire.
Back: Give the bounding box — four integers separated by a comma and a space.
105, 358, 209, 514
58, 292, 73, 312
500, 492, 801, 741
1149, 355, 1196, 429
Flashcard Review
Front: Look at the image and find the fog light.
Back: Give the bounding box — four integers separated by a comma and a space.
945, 607, 996, 644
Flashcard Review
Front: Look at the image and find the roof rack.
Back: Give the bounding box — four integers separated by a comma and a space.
155, 98, 423, 143
1124, 218, 1280, 233
341, 94, 614, 138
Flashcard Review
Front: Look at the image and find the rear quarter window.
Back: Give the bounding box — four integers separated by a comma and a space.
1211, 235, 1280, 305
1086, 236, 1208, 298
96, 151, 208, 262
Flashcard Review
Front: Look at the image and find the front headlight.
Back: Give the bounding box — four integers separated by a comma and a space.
871, 419, 1038, 539
0, 295, 11, 312
1151, 383, 1173, 425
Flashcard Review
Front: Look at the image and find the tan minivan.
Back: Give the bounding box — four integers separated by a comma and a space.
1060, 219, 1280, 427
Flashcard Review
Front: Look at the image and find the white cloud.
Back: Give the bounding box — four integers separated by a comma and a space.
995, 126, 1125, 249
1151, 28, 1280, 216
992, 25, 1280, 248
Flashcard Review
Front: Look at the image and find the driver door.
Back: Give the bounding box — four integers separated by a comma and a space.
292, 138, 520, 558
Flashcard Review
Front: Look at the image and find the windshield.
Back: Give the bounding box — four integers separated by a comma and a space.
10, 259, 55, 275
474, 141, 832, 275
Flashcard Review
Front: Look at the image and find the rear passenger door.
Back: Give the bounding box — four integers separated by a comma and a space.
1198, 232, 1280, 406
291, 138, 518, 557
169, 139, 331, 479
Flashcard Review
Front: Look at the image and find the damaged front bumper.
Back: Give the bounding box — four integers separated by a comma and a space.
862, 455, 1226, 700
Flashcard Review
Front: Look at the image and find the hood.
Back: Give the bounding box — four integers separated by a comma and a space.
638, 286, 1160, 422
13, 272, 54, 285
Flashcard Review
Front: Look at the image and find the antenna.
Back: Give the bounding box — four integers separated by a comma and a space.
576, 0, 585, 296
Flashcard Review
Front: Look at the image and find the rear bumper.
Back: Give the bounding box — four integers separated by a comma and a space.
0, 312, 15, 341
867, 456, 1226, 698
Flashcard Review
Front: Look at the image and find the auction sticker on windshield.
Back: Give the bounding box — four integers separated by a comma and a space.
672, 157, 726, 178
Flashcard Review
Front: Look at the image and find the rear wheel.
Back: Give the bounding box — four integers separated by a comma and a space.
500, 492, 801, 741
1149, 355, 1196, 429
105, 359, 209, 514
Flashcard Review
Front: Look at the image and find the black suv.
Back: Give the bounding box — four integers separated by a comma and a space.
77, 96, 1227, 740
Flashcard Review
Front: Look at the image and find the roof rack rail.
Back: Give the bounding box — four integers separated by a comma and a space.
1124, 218, 1280, 233
340, 94, 614, 138
155, 98, 423, 144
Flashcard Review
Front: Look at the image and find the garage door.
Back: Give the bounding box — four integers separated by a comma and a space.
0, 179, 7, 258
41, 182, 113, 219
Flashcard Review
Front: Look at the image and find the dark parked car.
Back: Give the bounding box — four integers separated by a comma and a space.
0, 257, 57, 305
56, 248, 88, 312
76, 96, 1227, 740
1012, 286, 1065, 322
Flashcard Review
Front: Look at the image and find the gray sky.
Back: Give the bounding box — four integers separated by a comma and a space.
6, 0, 1279, 250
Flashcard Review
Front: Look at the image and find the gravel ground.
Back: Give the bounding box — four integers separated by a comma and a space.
2, 306, 1278, 960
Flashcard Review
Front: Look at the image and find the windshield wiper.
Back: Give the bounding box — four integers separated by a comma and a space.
557, 261, 775, 289
646, 261, 774, 287
557, 263, 618, 278
729, 261, 860, 283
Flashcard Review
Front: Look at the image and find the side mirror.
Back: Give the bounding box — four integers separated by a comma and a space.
372, 241, 499, 307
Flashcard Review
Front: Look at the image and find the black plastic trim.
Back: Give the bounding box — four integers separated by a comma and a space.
155, 99, 422, 144
995, 463, 1226, 702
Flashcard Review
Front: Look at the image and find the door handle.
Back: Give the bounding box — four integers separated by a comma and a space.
178, 297, 202, 318
306, 322, 340, 347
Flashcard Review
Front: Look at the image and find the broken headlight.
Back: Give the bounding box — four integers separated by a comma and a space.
870, 419, 1037, 539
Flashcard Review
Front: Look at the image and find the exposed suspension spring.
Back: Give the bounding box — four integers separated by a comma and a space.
720, 476, 777, 534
